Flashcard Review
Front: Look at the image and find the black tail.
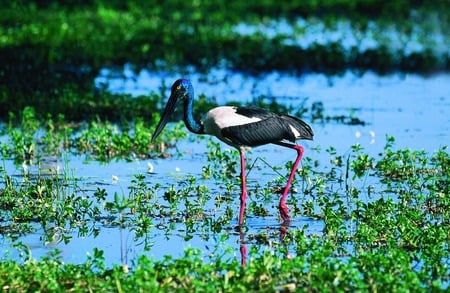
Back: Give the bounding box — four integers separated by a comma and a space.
281, 115, 314, 141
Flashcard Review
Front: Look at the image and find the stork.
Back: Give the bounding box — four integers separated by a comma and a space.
151, 79, 313, 226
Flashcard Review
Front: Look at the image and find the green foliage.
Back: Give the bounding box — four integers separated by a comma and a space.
0, 133, 449, 290
1, 0, 449, 120
1, 240, 447, 291
0, 159, 101, 242
0, 107, 188, 162
202, 139, 239, 181
1, 2, 448, 289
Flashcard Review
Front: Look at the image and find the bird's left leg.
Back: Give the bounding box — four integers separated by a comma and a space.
238, 148, 248, 227
273, 142, 305, 223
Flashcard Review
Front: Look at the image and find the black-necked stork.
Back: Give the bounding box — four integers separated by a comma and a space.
151, 79, 313, 226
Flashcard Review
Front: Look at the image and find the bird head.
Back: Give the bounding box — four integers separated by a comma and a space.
171, 78, 193, 100
151, 79, 193, 142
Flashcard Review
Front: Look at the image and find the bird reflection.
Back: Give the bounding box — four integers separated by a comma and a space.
238, 221, 291, 267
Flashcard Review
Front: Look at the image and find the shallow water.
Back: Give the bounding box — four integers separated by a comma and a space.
233, 17, 449, 55
97, 68, 449, 153
1, 69, 449, 266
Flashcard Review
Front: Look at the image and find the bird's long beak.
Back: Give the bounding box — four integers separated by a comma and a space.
151, 92, 179, 142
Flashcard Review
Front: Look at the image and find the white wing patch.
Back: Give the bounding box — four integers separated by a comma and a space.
289, 125, 301, 138
203, 106, 261, 136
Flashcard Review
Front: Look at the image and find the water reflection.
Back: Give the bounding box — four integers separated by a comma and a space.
239, 229, 247, 266
238, 219, 305, 266
233, 18, 448, 55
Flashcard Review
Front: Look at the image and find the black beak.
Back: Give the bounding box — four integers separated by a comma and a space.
151, 91, 180, 142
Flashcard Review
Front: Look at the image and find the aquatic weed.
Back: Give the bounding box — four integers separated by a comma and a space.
0, 157, 102, 243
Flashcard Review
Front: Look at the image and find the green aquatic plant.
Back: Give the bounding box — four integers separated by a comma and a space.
0, 157, 102, 243
1, 239, 447, 292
0, 133, 449, 290
75, 118, 187, 161
202, 139, 239, 181
2, 107, 39, 163
0, 107, 188, 162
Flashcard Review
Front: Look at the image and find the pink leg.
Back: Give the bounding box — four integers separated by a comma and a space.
273, 142, 305, 223
238, 148, 247, 227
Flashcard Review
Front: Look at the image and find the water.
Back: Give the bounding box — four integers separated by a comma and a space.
233, 17, 449, 55
1, 68, 449, 267
96, 67, 449, 153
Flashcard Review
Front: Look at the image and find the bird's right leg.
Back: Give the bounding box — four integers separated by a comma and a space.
238, 148, 247, 227
273, 142, 305, 223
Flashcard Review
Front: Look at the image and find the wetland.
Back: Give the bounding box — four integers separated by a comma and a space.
0, 1, 449, 291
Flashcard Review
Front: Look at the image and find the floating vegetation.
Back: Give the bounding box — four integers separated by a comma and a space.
1, 133, 449, 290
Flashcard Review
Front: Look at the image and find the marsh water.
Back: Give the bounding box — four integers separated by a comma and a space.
1, 68, 449, 267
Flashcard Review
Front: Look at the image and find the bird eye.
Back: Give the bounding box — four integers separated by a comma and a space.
176, 85, 182, 90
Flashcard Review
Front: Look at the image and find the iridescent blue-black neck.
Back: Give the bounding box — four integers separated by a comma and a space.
182, 87, 204, 135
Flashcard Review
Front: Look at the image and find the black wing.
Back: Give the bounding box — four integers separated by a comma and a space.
221, 117, 312, 148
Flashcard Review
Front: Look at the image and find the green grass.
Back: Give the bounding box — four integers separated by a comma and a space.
0, 106, 190, 162
1, 244, 446, 292
1, 131, 448, 290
